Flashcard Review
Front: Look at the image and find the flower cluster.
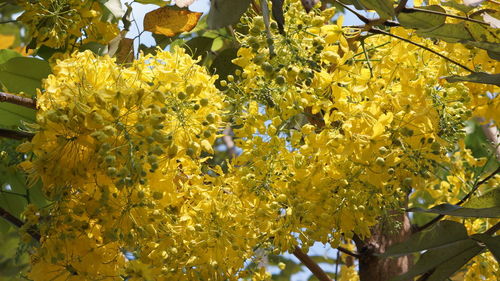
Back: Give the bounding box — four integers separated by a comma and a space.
19, 49, 264, 280
224, 0, 482, 254
17, 0, 119, 48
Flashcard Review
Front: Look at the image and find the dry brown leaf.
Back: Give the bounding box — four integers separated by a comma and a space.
116, 38, 135, 64
144, 6, 202, 37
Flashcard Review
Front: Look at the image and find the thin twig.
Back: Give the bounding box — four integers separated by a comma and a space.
293, 246, 332, 281
416, 166, 500, 232
395, 0, 408, 14
222, 126, 237, 158
260, 0, 275, 57
0, 206, 41, 241
334, 250, 340, 280
402, 7, 489, 26
337, 246, 361, 259
360, 40, 373, 78
336, 1, 370, 24
458, 166, 500, 205
369, 27, 474, 73
0, 92, 37, 109
0, 20, 17, 24
0, 128, 34, 140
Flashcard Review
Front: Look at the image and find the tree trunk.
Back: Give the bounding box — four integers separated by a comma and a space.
354, 212, 413, 281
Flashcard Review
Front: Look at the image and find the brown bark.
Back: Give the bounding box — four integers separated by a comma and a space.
355, 212, 413, 281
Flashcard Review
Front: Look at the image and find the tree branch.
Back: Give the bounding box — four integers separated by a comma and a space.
0, 206, 41, 241
401, 7, 489, 26
293, 246, 332, 281
0, 128, 34, 140
223, 126, 237, 158
0, 20, 18, 24
336, 1, 370, 24
0, 92, 37, 109
395, 0, 408, 14
485, 221, 500, 235
416, 166, 500, 232
369, 27, 474, 73
338, 246, 361, 259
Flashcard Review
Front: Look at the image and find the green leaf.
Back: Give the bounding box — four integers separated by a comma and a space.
465, 21, 499, 44
0, 49, 21, 65
0, 219, 11, 234
381, 220, 469, 257
135, 0, 168, 6
181, 36, 214, 61
207, 0, 251, 29
0, 103, 36, 128
79, 42, 108, 56
35, 45, 61, 60
442, 1, 475, 14
153, 33, 181, 49
472, 234, 500, 262
417, 22, 473, 43
488, 49, 500, 60
425, 242, 484, 281
445, 72, 500, 86
390, 238, 483, 281
462, 40, 500, 60
359, 0, 394, 19
0, 57, 51, 96
211, 36, 225, 51
408, 204, 500, 218
209, 47, 241, 87
463, 187, 500, 209
102, 0, 125, 19
397, 6, 446, 30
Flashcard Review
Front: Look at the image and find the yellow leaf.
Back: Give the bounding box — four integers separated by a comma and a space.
200, 139, 214, 154
143, 6, 202, 37
371, 112, 393, 139
0, 34, 15, 49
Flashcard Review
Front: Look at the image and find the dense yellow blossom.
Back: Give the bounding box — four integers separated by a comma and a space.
17, 0, 119, 48
16, 0, 499, 280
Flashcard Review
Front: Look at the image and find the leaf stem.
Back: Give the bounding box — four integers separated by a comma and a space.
293, 246, 332, 281
1, 190, 29, 199
336, 1, 370, 24
338, 246, 361, 259
401, 7, 489, 26
0, 206, 41, 241
0, 92, 37, 109
369, 27, 474, 73
0, 129, 34, 140
485, 221, 500, 235
0, 20, 17, 24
